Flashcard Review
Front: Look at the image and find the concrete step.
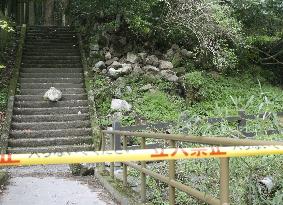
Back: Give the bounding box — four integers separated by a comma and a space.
13, 107, 89, 115
11, 120, 90, 130
10, 128, 92, 139
20, 78, 83, 84
14, 100, 88, 108
12, 114, 90, 123
21, 68, 83, 73
15, 94, 87, 101
20, 88, 85, 95
20, 83, 84, 89
8, 136, 93, 147
21, 64, 82, 68
22, 56, 81, 60
7, 144, 93, 154
22, 59, 81, 64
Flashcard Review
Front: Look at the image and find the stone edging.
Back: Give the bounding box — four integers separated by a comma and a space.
0, 24, 26, 154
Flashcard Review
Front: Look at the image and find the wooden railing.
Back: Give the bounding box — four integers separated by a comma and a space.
100, 130, 283, 205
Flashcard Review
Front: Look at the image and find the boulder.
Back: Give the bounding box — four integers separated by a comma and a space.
94, 61, 106, 69
108, 67, 121, 78
160, 70, 179, 82
105, 52, 112, 60
111, 61, 122, 69
127, 52, 140, 64
180, 49, 193, 58
159, 60, 173, 70
90, 43, 99, 51
143, 65, 160, 73
111, 99, 132, 111
140, 84, 153, 91
105, 57, 119, 66
138, 52, 147, 62
43, 87, 62, 102
165, 49, 174, 60
145, 55, 159, 66
132, 64, 143, 74
171, 44, 180, 51
120, 64, 132, 74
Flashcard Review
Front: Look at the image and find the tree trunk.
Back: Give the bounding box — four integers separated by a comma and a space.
28, 1, 35, 25
44, 0, 54, 25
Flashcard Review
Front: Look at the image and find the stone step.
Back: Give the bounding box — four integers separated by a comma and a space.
11, 120, 90, 130
13, 107, 89, 115
20, 83, 84, 89
12, 114, 90, 123
21, 64, 82, 68
25, 41, 77, 45
22, 59, 81, 64
8, 136, 93, 147
15, 94, 87, 101
10, 128, 92, 139
22, 56, 81, 60
20, 88, 85, 95
20, 73, 82, 78
25, 45, 79, 49
20, 78, 83, 84
21, 68, 82, 73
23, 48, 79, 52
7, 144, 93, 154
14, 100, 88, 108
23, 51, 80, 56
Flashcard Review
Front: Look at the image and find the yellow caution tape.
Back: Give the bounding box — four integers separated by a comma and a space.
0, 146, 282, 166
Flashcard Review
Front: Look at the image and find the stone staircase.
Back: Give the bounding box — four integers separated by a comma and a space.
7, 26, 93, 153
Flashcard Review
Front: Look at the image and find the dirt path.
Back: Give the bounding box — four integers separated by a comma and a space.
0, 165, 117, 205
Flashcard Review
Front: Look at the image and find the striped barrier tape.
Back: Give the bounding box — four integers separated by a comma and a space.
0, 146, 282, 166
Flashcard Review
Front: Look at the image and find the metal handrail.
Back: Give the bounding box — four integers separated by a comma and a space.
100, 130, 283, 205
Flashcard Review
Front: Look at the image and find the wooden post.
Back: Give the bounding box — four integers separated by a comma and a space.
122, 136, 127, 186
110, 134, 115, 179
220, 158, 230, 205
169, 140, 176, 205
112, 121, 121, 151
238, 110, 247, 137
140, 137, 146, 202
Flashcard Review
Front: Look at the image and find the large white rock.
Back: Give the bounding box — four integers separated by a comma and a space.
43, 87, 62, 102
120, 64, 132, 74
111, 99, 132, 111
108, 67, 122, 78
143, 65, 160, 73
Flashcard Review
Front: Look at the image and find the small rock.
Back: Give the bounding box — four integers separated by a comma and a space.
111, 61, 122, 69
111, 99, 132, 111
145, 55, 159, 66
43, 87, 62, 102
143, 65, 160, 73
127, 52, 140, 63
108, 67, 121, 78
125, 86, 132, 93
102, 69, 107, 74
105, 52, 112, 60
138, 52, 147, 61
180, 49, 193, 58
159, 60, 173, 70
171, 44, 180, 51
132, 64, 143, 74
140, 84, 153, 91
78, 111, 82, 115
90, 44, 99, 51
160, 70, 179, 82
94, 61, 106, 69
165, 49, 174, 60
120, 64, 132, 74
105, 57, 119, 66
